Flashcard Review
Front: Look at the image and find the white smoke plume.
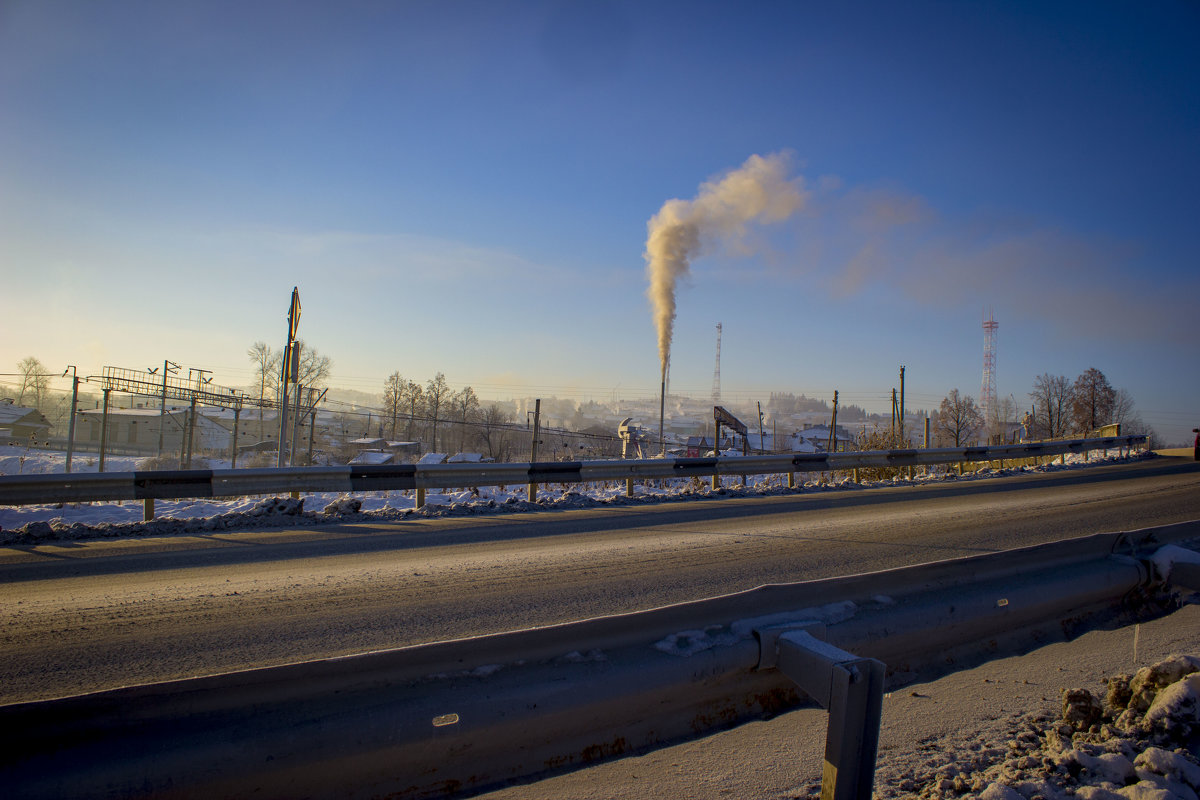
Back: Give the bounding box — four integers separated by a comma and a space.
644, 152, 807, 377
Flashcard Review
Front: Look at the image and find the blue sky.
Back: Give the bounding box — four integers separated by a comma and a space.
1, 0, 1196, 442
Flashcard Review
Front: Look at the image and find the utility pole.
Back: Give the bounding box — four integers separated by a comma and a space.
290, 385, 305, 467
528, 399, 541, 502
99, 388, 112, 473
306, 389, 325, 466
891, 389, 898, 440
185, 396, 198, 468
64, 366, 79, 474
757, 401, 765, 454
830, 391, 840, 453
230, 405, 241, 469
155, 359, 179, 459
899, 366, 906, 445
189, 367, 212, 390
278, 287, 301, 468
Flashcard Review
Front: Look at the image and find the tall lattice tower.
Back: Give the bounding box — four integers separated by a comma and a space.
711, 322, 722, 404
981, 309, 998, 440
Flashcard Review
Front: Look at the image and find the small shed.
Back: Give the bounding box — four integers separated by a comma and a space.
349, 450, 395, 466
0, 404, 52, 442
384, 441, 422, 458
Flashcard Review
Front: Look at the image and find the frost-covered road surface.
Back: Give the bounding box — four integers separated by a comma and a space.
1, 458, 1198, 704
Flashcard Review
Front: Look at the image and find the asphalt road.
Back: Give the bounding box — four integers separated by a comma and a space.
1, 456, 1197, 705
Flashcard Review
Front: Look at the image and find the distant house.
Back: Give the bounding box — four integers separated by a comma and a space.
417, 452, 447, 465
205, 407, 280, 448
793, 425, 855, 452
345, 439, 421, 464
385, 441, 422, 459
0, 403, 52, 442
786, 435, 820, 454
74, 407, 230, 453
447, 452, 484, 463
685, 435, 736, 457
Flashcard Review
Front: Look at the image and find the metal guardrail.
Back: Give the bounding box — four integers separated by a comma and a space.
0, 435, 1146, 507
1, 517, 1193, 800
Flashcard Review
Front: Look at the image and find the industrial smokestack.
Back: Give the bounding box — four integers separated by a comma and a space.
644, 152, 807, 380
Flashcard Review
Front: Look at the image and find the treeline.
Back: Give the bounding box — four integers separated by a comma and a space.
931, 368, 1150, 448
378, 371, 526, 461
767, 391, 870, 422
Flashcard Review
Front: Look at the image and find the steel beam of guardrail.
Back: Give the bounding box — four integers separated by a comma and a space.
0, 435, 1146, 507
1, 518, 1194, 800
759, 627, 886, 800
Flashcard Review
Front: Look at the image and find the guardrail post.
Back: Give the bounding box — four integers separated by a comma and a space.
143, 498, 154, 521
416, 487, 425, 508
625, 477, 633, 497
757, 627, 885, 800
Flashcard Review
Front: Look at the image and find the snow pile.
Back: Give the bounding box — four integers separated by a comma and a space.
321, 496, 362, 515
251, 496, 304, 516
870, 655, 1200, 800
1151, 545, 1200, 585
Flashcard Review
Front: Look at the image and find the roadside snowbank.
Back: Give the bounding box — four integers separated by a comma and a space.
872, 654, 1200, 800
0, 445, 1154, 544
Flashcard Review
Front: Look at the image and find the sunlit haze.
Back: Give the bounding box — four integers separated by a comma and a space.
2, 1, 1196, 443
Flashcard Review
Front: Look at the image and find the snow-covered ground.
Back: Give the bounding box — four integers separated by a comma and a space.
0, 444, 1153, 544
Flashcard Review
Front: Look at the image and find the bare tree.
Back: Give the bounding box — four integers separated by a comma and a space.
383, 372, 405, 439
403, 380, 424, 441
1108, 387, 1156, 443
933, 389, 984, 447
424, 373, 451, 452
16, 356, 49, 408
452, 386, 479, 453
477, 403, 514, 461
995, 395, 1018, 444
1070, 368, 1116, 433
1110, 388, 1137, 430
247, 342, 280, 425
1029, 373, 1072, 439
294, 341, 332, 388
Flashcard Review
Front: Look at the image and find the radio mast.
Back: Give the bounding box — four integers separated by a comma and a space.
711, 323, 722, 404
